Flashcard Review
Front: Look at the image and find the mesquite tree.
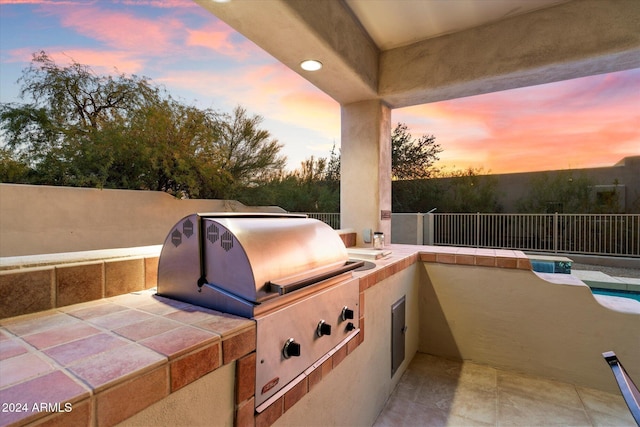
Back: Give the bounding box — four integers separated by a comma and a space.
0, 52, 286, 199
391, 122, 442, 180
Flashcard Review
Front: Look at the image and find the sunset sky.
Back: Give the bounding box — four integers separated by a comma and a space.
1, 0, 638, 174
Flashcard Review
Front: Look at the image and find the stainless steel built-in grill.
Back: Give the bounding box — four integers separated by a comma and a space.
157, 213, 362, 410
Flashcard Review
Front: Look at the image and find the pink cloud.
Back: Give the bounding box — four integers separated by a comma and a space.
52, 6, 181, 55
47, 49, 146, 75
1, 47, 40, 64
6, 1, 230, 81
158, 60, 340, 135
441, 114, 639, 174
0, 1, 88, 4
395, 70, 640, 174
225, 64, 341, 137
16, 2, 267, 72
186, 22, 257, 59
2, 47, 146, 75
117, 0, 196, 8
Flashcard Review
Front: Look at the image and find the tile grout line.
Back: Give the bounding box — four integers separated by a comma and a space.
0, 322, 95, 419
0, 299, 210, 393
494, 367, 500, 427
574, 384, 597, 426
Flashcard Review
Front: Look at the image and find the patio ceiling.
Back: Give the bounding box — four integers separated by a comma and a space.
344, 0, 570, 50
195, 0, 640, 109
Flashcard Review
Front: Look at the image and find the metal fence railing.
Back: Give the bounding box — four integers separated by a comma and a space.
296, 212, 341, 230
433, 213, 640, 257
296, 212, 640, 257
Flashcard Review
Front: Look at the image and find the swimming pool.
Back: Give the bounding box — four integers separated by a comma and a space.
530, 260, 572, 274
591, 288, 640, 303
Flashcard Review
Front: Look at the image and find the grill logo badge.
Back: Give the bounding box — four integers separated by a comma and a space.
171, 229, 182, 247
261, 377, 280, 395
183, 219, 194, 238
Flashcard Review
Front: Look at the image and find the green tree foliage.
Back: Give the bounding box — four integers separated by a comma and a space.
246, 124, 446, 212
392, 178, 441, 213
434, 168, 502, 213
118, 99, 220, 197
389, 123, 502, 213
238, 155, 339, 212
516, 171, 594, 213
0, 52, 284, 198
316, 122, 444, 182
325, 143, 341, 182
392, 168, 501, 213
0, 148, 30, 183
207, 106, 286, 198
1, 52, 158, 179
391, 122, 442, 180
19, 52, 156, 130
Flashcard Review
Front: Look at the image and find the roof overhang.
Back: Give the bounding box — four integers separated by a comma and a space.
195, 0, 640, 108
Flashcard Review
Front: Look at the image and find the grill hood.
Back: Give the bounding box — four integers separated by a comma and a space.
157, 213, 363, 409
157, 213, 355, 316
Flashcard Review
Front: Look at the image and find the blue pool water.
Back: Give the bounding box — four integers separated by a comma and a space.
531, 260, 572, 274
531, 260, 555, 273
591, 288, 640, 303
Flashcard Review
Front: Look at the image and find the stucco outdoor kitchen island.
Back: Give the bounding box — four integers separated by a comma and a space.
0, 243, 638, 426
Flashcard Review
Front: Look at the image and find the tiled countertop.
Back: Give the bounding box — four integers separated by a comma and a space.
353, 245, 532, 289
0, 289, 255, 427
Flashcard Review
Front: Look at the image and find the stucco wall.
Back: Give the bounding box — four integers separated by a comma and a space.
490, 156, 640, 213
273, 265, 420, 426
116, 362, 235, 427
391, 213, 423, 245
419, 263, 640, 394
429, 156, 640, 213
0, 184, 284, 257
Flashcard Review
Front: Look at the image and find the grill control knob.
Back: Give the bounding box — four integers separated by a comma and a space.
283, 338, 301, 359
341, 306, 355, 321
316, 320, 332, 337
346, 322, 356, 331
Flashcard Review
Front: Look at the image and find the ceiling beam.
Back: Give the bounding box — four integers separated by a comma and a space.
379, 0, 640, 107
195, 0, 379, 105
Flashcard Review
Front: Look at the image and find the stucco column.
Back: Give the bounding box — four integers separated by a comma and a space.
340, 100, 392, 246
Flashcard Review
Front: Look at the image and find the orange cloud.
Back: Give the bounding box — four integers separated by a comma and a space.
395, 70, 640, 174
186, 22, 258, 60
279, 92, 340, 137
157, 61, 340, 140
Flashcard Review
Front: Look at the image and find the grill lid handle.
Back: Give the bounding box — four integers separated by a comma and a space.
197, 214, 209, 290
270, 260, 365, 295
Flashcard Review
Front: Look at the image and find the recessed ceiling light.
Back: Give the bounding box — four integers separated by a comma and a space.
212, 0, 231, 3
300, 60, 322, 71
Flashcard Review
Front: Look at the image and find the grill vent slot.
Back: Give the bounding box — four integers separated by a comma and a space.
183, 218, 194, 238
207, 224, 220, 244
221, 230, 234, 251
